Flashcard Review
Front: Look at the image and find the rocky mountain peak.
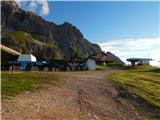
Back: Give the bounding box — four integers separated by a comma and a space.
1, 1, 102, 60
1, 1, 19, 12
62, 22, 72, 26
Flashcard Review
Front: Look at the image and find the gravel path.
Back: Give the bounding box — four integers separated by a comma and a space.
2, 71, 156, 120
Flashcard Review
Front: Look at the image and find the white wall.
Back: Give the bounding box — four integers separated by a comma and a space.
139, 59, 150, 65
142, 59, 150, 65
86, 59, 96, 70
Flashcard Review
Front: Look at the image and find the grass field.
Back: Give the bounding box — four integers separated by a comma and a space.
108, 66, 160, 109
2, 66, 160, 109
1, 72, 58, 98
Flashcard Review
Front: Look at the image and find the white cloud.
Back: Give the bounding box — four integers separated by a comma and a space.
28, 1, 37, 12
98, 38, 160, 66
15, 0, 49, 16
37, 0, 49, 16
14, 0, 22, 6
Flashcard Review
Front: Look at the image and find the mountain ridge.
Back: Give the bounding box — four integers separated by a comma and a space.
1, 1, 102, 60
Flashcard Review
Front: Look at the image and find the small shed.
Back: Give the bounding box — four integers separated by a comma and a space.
127, 58, 152, 66
85, 58, 96, 70
18, 54, 37, 62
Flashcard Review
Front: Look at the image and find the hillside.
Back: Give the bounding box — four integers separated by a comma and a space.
1, 1, 101, 60
108, 66, 160, 109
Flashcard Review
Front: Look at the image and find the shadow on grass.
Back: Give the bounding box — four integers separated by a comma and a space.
146, 68, 160, 73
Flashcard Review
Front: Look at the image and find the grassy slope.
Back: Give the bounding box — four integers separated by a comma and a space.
4, 31, 32, 44
4, 31, 58, 48
108, 66, 160, 108
1, 72, 58, 98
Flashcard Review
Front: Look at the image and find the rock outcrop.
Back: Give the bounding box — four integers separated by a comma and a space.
106, 52, 124, 65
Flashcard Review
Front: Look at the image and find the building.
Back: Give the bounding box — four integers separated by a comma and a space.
18, 54, 37, 62
17, 54, 37, 71
16, 54, 47, 71
85, 58, 96, 70
88, 52, 124, 66
89, 52, 107, 65
127, 58, 152, 66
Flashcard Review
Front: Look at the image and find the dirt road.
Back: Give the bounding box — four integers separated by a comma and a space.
1, 70, 157, 120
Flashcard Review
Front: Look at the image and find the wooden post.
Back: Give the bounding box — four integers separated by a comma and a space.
11, 65, 14, 81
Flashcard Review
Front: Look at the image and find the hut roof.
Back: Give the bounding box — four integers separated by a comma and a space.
127, 58, 152, 62
18, 54, 37, 62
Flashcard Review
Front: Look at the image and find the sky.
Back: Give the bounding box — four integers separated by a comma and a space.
17, 0, 160, 66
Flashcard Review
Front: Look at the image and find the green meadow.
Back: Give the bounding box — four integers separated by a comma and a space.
108, 66, 160, 108
1, 72, 58, 98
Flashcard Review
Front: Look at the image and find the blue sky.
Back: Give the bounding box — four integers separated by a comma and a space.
47, 1, 159, 43
18, 1, 160, 65
20, 1, 159, 42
